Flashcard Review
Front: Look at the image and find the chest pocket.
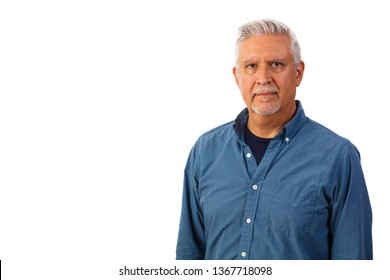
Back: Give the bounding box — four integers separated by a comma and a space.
268, 186, 317, 237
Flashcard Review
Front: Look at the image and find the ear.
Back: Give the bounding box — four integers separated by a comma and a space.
232, 66, 240, 86
295, 60, 305, 87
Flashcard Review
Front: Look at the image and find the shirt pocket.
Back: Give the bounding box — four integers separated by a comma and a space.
268, 187, 317, 237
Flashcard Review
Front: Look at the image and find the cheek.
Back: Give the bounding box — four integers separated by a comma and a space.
239, 84, 256, 108
238, 77, 255, 95
275, 75, 296, 94
239, 83, 253, 104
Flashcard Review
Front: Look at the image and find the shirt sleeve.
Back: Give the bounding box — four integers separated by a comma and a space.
329, 142, 373, 259
176, 143, 206, 260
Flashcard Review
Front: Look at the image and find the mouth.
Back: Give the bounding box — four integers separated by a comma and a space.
255, 91, 276, 96
252, 91, 278, 101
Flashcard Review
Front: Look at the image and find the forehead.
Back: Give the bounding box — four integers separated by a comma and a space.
237, 35, 293, 62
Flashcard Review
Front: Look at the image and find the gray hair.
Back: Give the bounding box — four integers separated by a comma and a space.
235, 19, 301, 68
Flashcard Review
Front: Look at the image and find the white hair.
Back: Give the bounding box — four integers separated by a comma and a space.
235, 19, 302, 68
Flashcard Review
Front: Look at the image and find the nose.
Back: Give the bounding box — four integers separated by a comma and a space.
256, 63, 271, 85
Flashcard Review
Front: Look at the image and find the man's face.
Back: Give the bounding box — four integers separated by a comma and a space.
233, 35, 304, 116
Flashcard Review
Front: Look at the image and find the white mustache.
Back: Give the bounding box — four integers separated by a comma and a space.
253, 85, 279, 95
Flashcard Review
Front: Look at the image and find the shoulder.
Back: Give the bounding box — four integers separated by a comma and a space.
187, 120, 237, 166
303, 118, 360, 159
305, 118, 351, 144
185, 120, 236, 173
195, 120, 236, 146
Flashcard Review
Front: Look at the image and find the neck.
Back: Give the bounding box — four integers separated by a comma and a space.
247, 105, 297, 138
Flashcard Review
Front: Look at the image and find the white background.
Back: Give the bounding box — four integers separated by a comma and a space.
0, 0, 389, 279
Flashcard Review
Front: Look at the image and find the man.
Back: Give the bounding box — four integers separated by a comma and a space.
176, 19, 372, 260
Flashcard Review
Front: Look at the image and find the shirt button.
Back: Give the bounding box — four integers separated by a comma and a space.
246, 153, 251, 158
285, 137, 290, 142
252, 184, 258, 190
246, 218, 252, 224
241, 251, 247, 257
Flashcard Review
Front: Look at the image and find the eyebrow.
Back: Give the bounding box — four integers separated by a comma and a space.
242, 59, 256, 65
241, 57, 287, 65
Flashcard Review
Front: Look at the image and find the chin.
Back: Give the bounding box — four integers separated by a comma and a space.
252, 104, 281, 116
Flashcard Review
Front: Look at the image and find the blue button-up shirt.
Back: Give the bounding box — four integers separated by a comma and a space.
176, 101, 372, 260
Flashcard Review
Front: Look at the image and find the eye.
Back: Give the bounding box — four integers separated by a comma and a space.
271, 62, 282, 67
246, 63, 257, 69
270, 61, 284, 72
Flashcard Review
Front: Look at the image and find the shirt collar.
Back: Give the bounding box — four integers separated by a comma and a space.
234, 100, 307, 144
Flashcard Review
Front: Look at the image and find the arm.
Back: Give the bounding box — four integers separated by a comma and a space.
329, 142, 373, 259
176, 145, 206, 260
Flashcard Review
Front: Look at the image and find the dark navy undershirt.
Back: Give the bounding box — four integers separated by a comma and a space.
244, 128, 271, 165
